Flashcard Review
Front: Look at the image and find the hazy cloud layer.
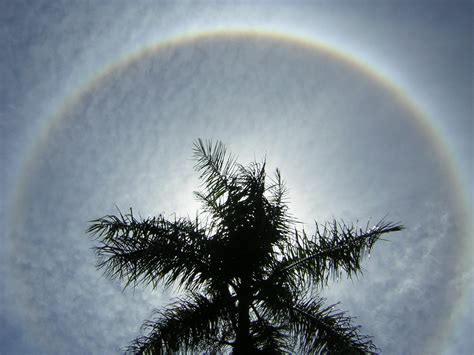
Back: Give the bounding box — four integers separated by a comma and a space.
1, 1, 472, 354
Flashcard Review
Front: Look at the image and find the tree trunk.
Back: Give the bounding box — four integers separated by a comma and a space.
233, 281, 253, 354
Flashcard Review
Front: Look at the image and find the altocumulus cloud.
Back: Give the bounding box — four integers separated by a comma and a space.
1, 1, 472, 354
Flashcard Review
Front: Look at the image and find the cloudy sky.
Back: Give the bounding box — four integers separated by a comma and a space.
1, 1, 472, 354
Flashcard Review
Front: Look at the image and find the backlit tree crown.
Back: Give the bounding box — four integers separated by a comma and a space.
88, 139, 403, 354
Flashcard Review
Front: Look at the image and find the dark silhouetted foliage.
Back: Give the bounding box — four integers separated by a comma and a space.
88, 139, 403, 354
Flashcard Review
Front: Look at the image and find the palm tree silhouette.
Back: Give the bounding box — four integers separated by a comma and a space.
88, 139, 403, 354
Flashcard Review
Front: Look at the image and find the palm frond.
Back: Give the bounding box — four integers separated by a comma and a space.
286, 297, 377, 354
87, 209, 213, 290
193, 138, 238, 200
267, 219, 403, 288
250, 318, 289, 353
126, 292, 234, 354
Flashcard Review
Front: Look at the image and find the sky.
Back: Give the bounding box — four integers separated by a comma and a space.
1, 1, 472, 354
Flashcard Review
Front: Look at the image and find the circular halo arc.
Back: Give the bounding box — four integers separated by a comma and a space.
9, 29, 471, 353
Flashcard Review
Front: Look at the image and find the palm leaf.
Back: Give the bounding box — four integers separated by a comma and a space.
266, 219, 403, 288
87, 209, 214, 290
285, 297, 377, 354
126, 292, 234, 354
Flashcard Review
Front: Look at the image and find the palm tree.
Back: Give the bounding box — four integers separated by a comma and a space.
87, 139, 403, 354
